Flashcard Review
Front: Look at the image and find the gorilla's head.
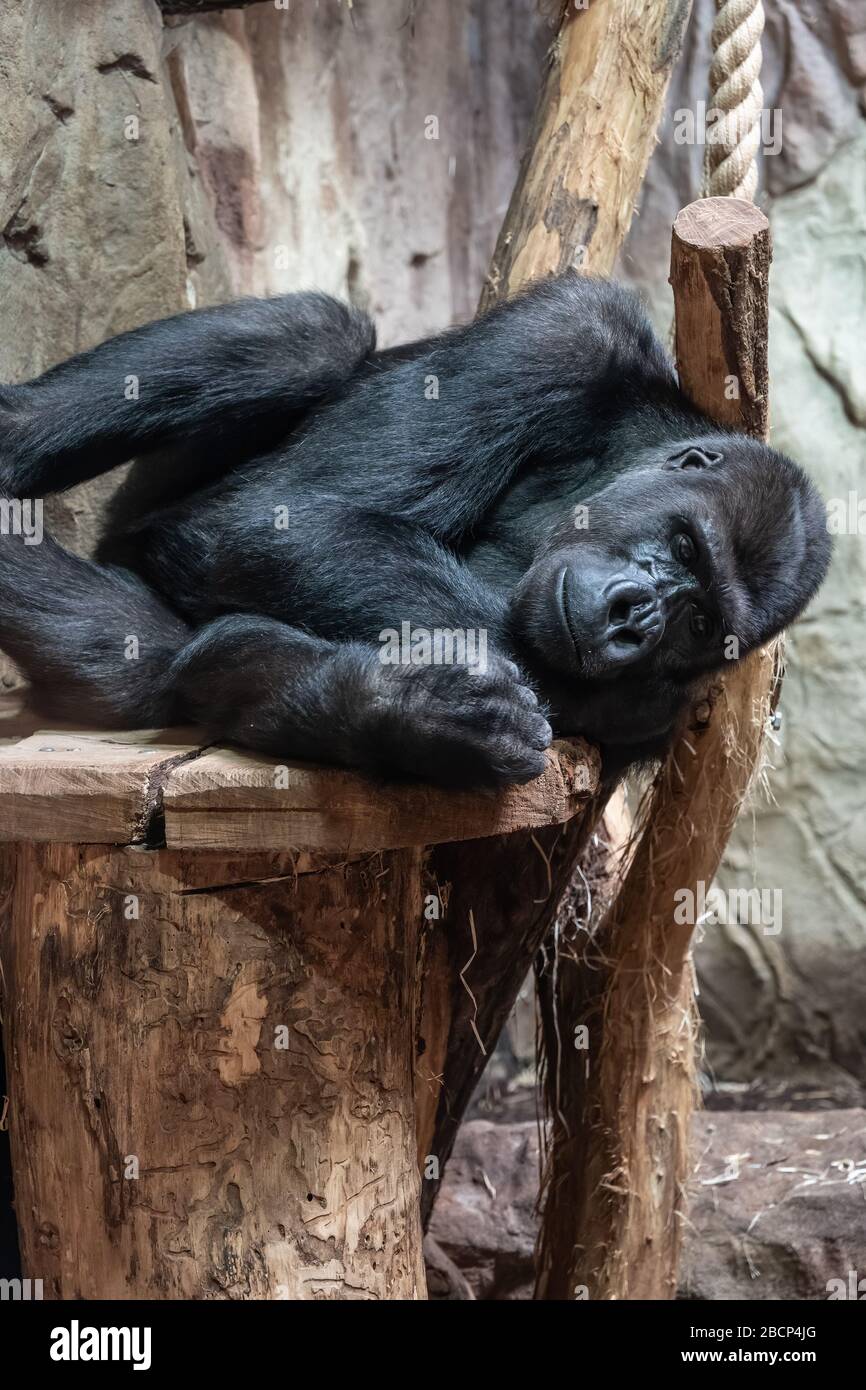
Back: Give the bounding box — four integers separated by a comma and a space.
510, 431, 831, 749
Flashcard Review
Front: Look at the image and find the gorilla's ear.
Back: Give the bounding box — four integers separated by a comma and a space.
664, 446, 723, 471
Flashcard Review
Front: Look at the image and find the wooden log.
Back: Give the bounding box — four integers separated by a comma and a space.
0, 728, 596, 852
0, 727, 596, 1298
418, 795, 604, 1221
0, 728, 202, 846
671, 198, 770, 435
479, 0, 694, 303
422, 0, 692, 1227
535, 196, 774, 1300
162, 741, 597, 853
1, 841, 427, 1300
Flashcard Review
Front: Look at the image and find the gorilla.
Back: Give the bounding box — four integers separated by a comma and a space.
0, 273, 830, 787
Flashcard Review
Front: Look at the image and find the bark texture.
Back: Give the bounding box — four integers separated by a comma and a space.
671, 197, 771, 435
420, 801, 602, 1222
2, 841, 428, 1299
0, 720, 596, 1297
479, 0, 694, 304
536, 197, 774, 1300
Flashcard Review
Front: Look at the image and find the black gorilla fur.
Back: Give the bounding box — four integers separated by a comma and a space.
0, 273, 830, 786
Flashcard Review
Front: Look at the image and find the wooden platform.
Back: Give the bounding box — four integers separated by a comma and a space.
0, 709, 599, 852
0, 695, 599, 1300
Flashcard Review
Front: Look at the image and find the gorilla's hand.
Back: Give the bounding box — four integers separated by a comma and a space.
362, 652, 552, 788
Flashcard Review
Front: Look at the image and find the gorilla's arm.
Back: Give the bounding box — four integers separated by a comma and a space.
0, 479, 553, 786
170, 615, 552, 788
149, 491, 555, 784
0, 292, 375, 497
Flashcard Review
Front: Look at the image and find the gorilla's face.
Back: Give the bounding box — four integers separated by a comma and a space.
511, 435, 831, 694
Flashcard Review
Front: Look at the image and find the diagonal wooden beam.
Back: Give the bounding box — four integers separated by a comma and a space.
481, 0, 694, 301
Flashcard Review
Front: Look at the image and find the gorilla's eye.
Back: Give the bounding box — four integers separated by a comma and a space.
690, 607, 711, 639
672, 532, 697, 567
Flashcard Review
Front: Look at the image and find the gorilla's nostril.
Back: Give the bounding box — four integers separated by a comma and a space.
609, 600, 632, 626
605, 582, 657, 631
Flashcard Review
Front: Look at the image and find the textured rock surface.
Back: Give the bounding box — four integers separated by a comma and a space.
428, 1113, 866, 1300
619, 0, 866, 1104
683, 1109, 866, 1301
425, 1119, 540, 1300
170, 0, 548, 341
0, 0, 233, 682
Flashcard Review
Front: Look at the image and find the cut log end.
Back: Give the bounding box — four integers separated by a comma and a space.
673, 196, 769, 251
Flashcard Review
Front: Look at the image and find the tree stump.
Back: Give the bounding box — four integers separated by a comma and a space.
0, 718, 596, 1299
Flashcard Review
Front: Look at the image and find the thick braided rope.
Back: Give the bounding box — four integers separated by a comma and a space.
704, 0, 765, 200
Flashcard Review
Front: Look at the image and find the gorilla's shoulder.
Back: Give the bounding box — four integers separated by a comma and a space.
476, 271, 672, 382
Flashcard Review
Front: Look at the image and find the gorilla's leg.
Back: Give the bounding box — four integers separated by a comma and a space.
0, 524, 550, 784
169, 615, 552, 788
0, 292, 375, 497
0, 528, 190, 726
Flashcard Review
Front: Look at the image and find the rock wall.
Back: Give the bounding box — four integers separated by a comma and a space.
0, 0, 235, 565
0, 0, 238, 700
427, 1113, 866, 1300
167, 0, 548, 341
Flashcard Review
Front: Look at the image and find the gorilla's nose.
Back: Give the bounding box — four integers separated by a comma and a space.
602, 580, 663, 661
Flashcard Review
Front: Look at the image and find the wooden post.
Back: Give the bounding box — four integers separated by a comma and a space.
671, 198, 770, 435
535, 196, 774, 1300
421, 0, 693, 1224
0, 725, 595, 1298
